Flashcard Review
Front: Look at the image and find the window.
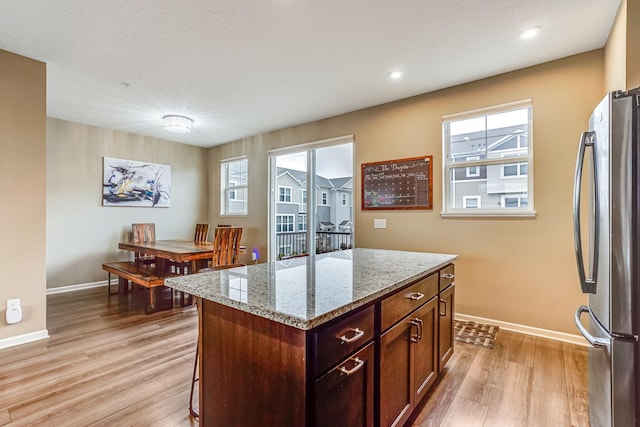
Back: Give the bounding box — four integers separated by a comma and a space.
465, 156, 480, 178
276, 215, 294, 232
501, 162, 527, 178
463, 196, 481, 208
299, 189, 307, 212
279, 186, 292, 203
502, 194, 528, 208
442, 100, 534, 217
221, 157, 248, 215
341, 193, 348, 206
297, 214, 307, 231
321, 191, 328, 205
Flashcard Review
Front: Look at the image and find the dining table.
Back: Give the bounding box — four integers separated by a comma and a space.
118, 239, 247, 273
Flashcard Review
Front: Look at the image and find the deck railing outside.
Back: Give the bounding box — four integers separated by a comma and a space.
276, 231, 354, 260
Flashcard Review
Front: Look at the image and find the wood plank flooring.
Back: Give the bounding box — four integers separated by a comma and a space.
0, 287, 589, 426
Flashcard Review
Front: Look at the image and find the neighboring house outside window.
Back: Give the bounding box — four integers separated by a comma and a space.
279, 186, 292, 203
221, 157, 248, 215
442, 100, 535, 216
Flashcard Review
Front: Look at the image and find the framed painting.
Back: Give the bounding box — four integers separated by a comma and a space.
102, 157, 171, 207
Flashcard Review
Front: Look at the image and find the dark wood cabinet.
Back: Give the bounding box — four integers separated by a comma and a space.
315, 343, 375, 427
197, 262, 455, 427
380, 296, 438, 427
438, 265, 455, 371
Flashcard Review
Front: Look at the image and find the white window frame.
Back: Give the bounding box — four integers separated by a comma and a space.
299, 189, 307, 213
278, 186, 292, 203
463, 195, 481, 209
341, 193, 348, 206
321, 191, 328, 206
442, 99, 535, 218
276, 214, 295, 232
220, 156, 248, 216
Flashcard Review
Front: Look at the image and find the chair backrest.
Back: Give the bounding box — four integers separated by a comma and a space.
132, 223, 156, 243
212, 226, 243, 267
194, 224, 210, 243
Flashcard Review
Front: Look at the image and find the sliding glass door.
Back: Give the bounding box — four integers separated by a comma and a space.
268, 136, 354, 261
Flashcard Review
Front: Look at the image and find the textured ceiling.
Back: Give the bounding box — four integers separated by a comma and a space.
0, 0, 620, 147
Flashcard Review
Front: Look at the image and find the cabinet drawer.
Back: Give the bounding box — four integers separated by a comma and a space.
314, 305, 375, 375
380, 273, 438, 332
439, 264, 455, 291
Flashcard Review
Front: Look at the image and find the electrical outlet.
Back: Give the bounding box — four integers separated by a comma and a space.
7, 298, 20, 310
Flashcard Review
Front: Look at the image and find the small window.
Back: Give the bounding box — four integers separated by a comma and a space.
442, 100, 535, 217
321, 192, 328, 205
463, 196, 481, 209
279, 186, 292, 203
221, 157, 248, 216
341, 193, 348, 206
276, 215, 294, 232
297, 214, 307, 231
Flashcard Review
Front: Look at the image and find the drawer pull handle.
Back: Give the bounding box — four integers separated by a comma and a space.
409, 292, 425, 301
338, 357, 365, 376
409, 318, 424, 342
440, 298, 447, 316
339, 328, 365, 344
442, 273, 455, 279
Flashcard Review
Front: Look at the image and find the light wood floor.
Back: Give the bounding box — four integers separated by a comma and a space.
0, 287, 589, 426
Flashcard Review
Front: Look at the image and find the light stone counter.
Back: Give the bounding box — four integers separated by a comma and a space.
165, 248, 457, 330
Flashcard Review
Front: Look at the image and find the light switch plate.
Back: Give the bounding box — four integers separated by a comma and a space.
7, 298, 20, 310
374, 219, 387, 229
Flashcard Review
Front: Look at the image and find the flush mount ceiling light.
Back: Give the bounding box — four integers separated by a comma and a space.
163, 115, 193, 133
389, 70, 403, 79
520, 26, 541, 39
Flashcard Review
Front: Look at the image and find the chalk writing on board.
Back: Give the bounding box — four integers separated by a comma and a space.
361, 156, 433, 210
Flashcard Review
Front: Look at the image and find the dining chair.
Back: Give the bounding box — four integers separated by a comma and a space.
211, 226, 243, 267
131, 223, 156, 265
194, 223, 210, 243
189, 263, 246, 418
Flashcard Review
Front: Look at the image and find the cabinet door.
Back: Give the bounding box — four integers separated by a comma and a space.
380, 314, 415, 427
413, 296, 439, 403
438, 284, 455, 371
315, 343, 374, 427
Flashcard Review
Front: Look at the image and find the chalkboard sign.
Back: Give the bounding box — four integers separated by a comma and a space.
361, 155, 433, 210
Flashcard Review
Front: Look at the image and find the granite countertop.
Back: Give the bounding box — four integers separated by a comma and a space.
165, 248, 457, 330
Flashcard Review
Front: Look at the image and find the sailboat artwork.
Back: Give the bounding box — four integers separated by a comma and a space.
102, 156, 171, 207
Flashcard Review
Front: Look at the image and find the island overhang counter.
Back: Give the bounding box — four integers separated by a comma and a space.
165, 248, 458, 427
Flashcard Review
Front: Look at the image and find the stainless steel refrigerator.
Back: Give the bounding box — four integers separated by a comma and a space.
574, 88, 640, 427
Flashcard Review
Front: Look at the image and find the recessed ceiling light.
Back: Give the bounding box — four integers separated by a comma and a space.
390, 71, 403, 79
520, 26, 541, 39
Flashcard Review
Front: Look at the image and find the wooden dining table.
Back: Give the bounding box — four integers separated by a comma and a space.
119, 239, 216, 273
118, 239, 247, 273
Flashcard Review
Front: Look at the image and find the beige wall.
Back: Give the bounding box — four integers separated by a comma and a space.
209, 51, 604, 334
0, 50, 47, 340
46, 119, 209, 288
604, 0, 640, 91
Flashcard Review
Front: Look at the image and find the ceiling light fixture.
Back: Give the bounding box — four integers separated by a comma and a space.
390, 70, 403, 79
163, 115, 193, 133
520, 26, 541, 39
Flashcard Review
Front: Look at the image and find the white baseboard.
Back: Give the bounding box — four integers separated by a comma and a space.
455, 313, 589, 347
47, 279, 111, 295
0, 329, 49, 350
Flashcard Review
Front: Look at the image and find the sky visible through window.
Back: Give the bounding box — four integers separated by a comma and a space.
450, 108, 528, 135
275, 143, 353, 178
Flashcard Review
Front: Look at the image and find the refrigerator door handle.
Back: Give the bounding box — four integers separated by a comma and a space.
573, 131, 599, 294
575, 305, 610, 348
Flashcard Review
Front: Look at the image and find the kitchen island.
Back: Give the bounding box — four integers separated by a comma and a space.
166, 248, 457, 427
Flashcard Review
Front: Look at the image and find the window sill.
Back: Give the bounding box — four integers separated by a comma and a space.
440, 210, 537, 219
